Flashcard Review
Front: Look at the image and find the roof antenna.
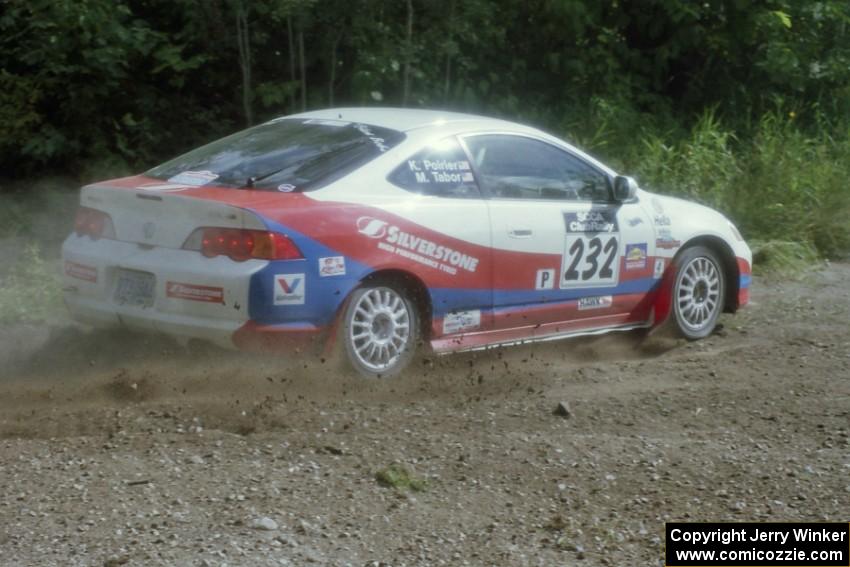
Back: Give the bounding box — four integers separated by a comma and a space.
338, 113, 342, 119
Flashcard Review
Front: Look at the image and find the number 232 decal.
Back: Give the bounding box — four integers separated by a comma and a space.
561, 211, 620, 288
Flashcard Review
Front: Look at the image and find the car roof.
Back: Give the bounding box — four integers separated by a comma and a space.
288, 107, 522, 133
289, 107, 617, 178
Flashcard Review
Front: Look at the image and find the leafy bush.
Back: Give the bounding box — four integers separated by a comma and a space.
375, 464, 427, 492
750, 240, 822, 277
582, 108, 850, 260
2, 0, 849, 261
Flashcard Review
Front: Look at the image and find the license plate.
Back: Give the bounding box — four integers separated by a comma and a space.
113, 270, 155, 308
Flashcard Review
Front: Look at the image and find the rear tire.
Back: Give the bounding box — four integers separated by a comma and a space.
669, 246, 725, 339
339, 284, 419, 378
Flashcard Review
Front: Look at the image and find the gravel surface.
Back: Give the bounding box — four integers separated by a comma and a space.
1, 263, 848, 566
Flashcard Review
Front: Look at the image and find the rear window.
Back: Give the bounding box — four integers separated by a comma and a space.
388, 137, 480, 198
146, 118, 405, 191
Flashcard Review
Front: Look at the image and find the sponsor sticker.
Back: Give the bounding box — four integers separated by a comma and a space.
407, 159, 471, 172
561, 210, 620, 288
627, 217, 644, 227
318, 256, 346, 277
274, 274, 306, 305
563, 210, 618, 234
356, 216, 480, 276
353, 123, 390, 152
624, 243, 648, 270
166, 281, 224, 304
535, 269, 555, 290
167, 170, 219, 186
656, 228, 682, 250
357, 217, 389, 239
65, 261, 97, 283
406, 158, 474, 185
578, 295, 613, 311
654, 214, 672, 226
653, 258, 666, 279
442, 310, 481, 334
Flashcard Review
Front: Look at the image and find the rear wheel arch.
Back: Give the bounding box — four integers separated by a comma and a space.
324, 269, 432, 348
359, 269, 433, 341
326, 269, 431, 377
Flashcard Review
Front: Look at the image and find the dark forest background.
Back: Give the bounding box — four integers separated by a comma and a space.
2, 0, 849, 258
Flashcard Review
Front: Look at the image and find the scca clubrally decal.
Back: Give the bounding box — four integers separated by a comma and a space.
561, 210, 620, 288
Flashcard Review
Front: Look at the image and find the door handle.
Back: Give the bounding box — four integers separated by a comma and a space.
508, 227, 534, 238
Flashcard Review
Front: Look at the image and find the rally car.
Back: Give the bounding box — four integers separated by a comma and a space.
61, 108, 751, 377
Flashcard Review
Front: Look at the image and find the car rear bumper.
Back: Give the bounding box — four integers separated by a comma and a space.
62, 235, 262, 348
231, 321, 325, 352
737, 257, 752, 308
64, 292, 244, 348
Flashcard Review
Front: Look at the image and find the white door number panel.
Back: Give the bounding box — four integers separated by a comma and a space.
560, 211, 620, 288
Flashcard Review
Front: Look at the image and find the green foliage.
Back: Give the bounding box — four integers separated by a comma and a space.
0, 244, 63, 324
0, 0, 209, 174
632, 110, 740, 210
0, 198, 32, 239
750, 240, 821, 277
733, 114, 850, 257
584, 107, 850, 259
0, 0, 849, 258
375, 464, 427, 492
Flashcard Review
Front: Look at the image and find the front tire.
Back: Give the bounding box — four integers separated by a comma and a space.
670, 246, 725, 339
340, 284, 419, 378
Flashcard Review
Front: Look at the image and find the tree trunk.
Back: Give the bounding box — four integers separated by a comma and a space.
444, 55, 452, 102
235, 2, 253, 126
402, 0, 413, 106
287, 16, 297, 114
443, 0, 455, 101
328, 33, 341, 107
298, 27, 307, 111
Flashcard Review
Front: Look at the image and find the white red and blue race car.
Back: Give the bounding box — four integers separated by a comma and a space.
62, 108, 752, 377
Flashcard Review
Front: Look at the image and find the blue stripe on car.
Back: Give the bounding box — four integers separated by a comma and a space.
243, 213, 679, 325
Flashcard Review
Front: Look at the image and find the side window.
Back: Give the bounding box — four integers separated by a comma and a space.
389, 137, 480, 198
463, 135, 610, 201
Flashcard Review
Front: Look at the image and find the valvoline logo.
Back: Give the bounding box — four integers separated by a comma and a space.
357, 216, 389, 239
274, 273, 305, 305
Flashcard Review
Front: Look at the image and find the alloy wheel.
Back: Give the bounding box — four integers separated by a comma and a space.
348, 287, 412, 373
675, 256, 722, 332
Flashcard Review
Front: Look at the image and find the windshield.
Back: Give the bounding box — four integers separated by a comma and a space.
146, 118, 405, 191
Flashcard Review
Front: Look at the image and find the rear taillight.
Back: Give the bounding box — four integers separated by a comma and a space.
183, 228, 303, 261
74, 207, 115, 239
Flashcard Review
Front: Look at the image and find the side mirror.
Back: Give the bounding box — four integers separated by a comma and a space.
613, 175, 638, 201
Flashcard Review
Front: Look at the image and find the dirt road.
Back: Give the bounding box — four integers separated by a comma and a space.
1, 264, 848, 566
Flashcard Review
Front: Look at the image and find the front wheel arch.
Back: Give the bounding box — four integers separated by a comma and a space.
668, 245, 726, 339
679, 236, 740, 314
652, 236, 740, 329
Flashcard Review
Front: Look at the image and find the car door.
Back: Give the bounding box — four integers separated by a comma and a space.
383, 136, 493, 340
461, 133, 657, 336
